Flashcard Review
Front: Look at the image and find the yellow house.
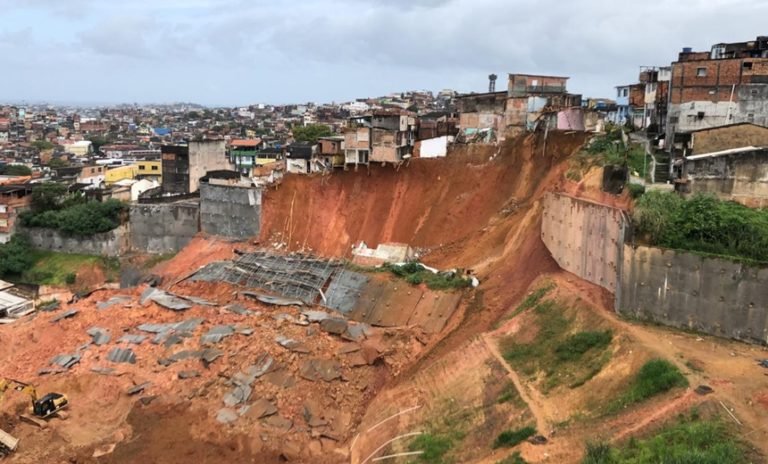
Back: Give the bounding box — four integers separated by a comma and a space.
105, 165, 138, 185
136, 160, 162, 181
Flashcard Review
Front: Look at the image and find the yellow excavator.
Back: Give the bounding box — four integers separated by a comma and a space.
0, 378, 68, 419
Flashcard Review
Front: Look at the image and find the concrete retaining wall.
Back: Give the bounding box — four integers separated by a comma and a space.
129, 201, 199, 254
620, 245, 768, 344
20, 224, 130, 257
541, 192, 628, 293
200, 183, 261, 239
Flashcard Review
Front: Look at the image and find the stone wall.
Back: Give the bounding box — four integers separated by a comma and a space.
199, 183, 261, 239
619, 245, 768, 345
129, 201, 199, 254
20, 224, 130, 257
541, 192, 628, 294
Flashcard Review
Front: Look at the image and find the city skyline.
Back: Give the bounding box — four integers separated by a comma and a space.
1, 0, 767, 106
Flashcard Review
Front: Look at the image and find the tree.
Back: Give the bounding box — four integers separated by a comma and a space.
30, 182, 69, 212
0, 164, 32, 176
47, 158, 69, 169
292, 124, 332, 143
32, 140, 55, 151
0, 235, 35, 276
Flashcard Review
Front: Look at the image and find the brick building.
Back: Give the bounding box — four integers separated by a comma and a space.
666, 37, 768, 150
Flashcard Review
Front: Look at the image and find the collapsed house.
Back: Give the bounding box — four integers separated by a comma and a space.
0, 280, 33, 322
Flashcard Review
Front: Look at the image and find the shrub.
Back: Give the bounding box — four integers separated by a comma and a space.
497, 451, 527, 464
610, 359, 687, 411
633, 192, 768, 262
21, 199, 127, 236
64, 272, 77, 285
385, 263, 471, 290
0, 235, 35, 276
555, 331, 612, 362
493, 426, 536, 449
627, 183, 645, 199
582, 441, 614, 464
409, 433, 452, 463
581, 416, 746, 463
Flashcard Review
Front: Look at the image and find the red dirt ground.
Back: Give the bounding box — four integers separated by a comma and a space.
260, 132, 588, 258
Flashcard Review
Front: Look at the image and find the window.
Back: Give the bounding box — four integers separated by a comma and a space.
697, 111, 705, 119
139, 165, 145, 170
531, 79, 539, 87
623, 88, 628, 97
669, 116, 679, 124
151, 166, 158, 171
744, 61, 753, 70
708, 90, 716, 95
748, 113, 755, 122
696, 67, 707, 77
0, 205, 6, 213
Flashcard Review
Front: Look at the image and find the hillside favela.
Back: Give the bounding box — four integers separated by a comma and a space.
1, 1, 768, 463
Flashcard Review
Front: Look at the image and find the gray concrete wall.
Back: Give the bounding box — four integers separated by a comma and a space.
199, 183, 261, 239
541, 192, 628, 294
619, 245, 768, 345
20, 224, 130, 257
129, 201, 199, 254
684, 149, 768, 207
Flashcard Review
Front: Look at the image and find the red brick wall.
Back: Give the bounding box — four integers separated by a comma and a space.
671, 58, 768, 104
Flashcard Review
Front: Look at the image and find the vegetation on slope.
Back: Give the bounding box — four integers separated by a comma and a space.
607, 359, 687, 413
633, 191, 768, 262
385, 262, 472, 290
0, 235, 119, 286
493, 426, 536, 449
0, 234, 35, 276
582, 413, 747, 464
19, 183, 127, 236
499, 294, 613, 391
566, 127, 649, 181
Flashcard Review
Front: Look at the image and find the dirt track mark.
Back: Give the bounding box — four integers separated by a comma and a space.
481, 333, 549, 434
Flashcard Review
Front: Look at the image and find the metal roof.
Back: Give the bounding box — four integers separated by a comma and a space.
686, 146, 767, 161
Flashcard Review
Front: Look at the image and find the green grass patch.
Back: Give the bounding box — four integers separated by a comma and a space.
607, 359, 687, 413
634, 191, 768, 263
496, 382, 525, 408
581, 414, 747, 463
409, 433, 453, 463
384, 262, 472, 291
497, 451, 527, 464
555, 331, 613, 362
492, 426, 536, 449
20, 251, 119, 287
500, 299, 613, 391
496, 282, 555, 327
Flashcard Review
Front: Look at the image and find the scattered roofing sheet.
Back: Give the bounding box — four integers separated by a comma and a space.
244, 292, 304, 307
201, 325, 235, 344
50, 353, 81, 369
51, 309, 78, 323
96, 295, 132, 310
118, 334, 147, 345
87, 327, 111, 346
107, 348, 136, 364
126, 382, 151, 396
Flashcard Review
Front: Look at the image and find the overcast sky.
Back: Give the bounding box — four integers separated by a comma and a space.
0, 0, 766, 107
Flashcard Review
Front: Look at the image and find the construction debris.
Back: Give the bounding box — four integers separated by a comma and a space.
201, 325, 236, 344
126, 382, 151, 396
245, 292, 305, 307
178, 370, 200, 379
96, 296, 132, 310
216, 408, 239, 424
118, 334, 147, 345
50, 353, 81, 370
107, 348, 137, 364
299, 359, 342, 382
86, 327, 111, 346
51, 309, 78, 323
